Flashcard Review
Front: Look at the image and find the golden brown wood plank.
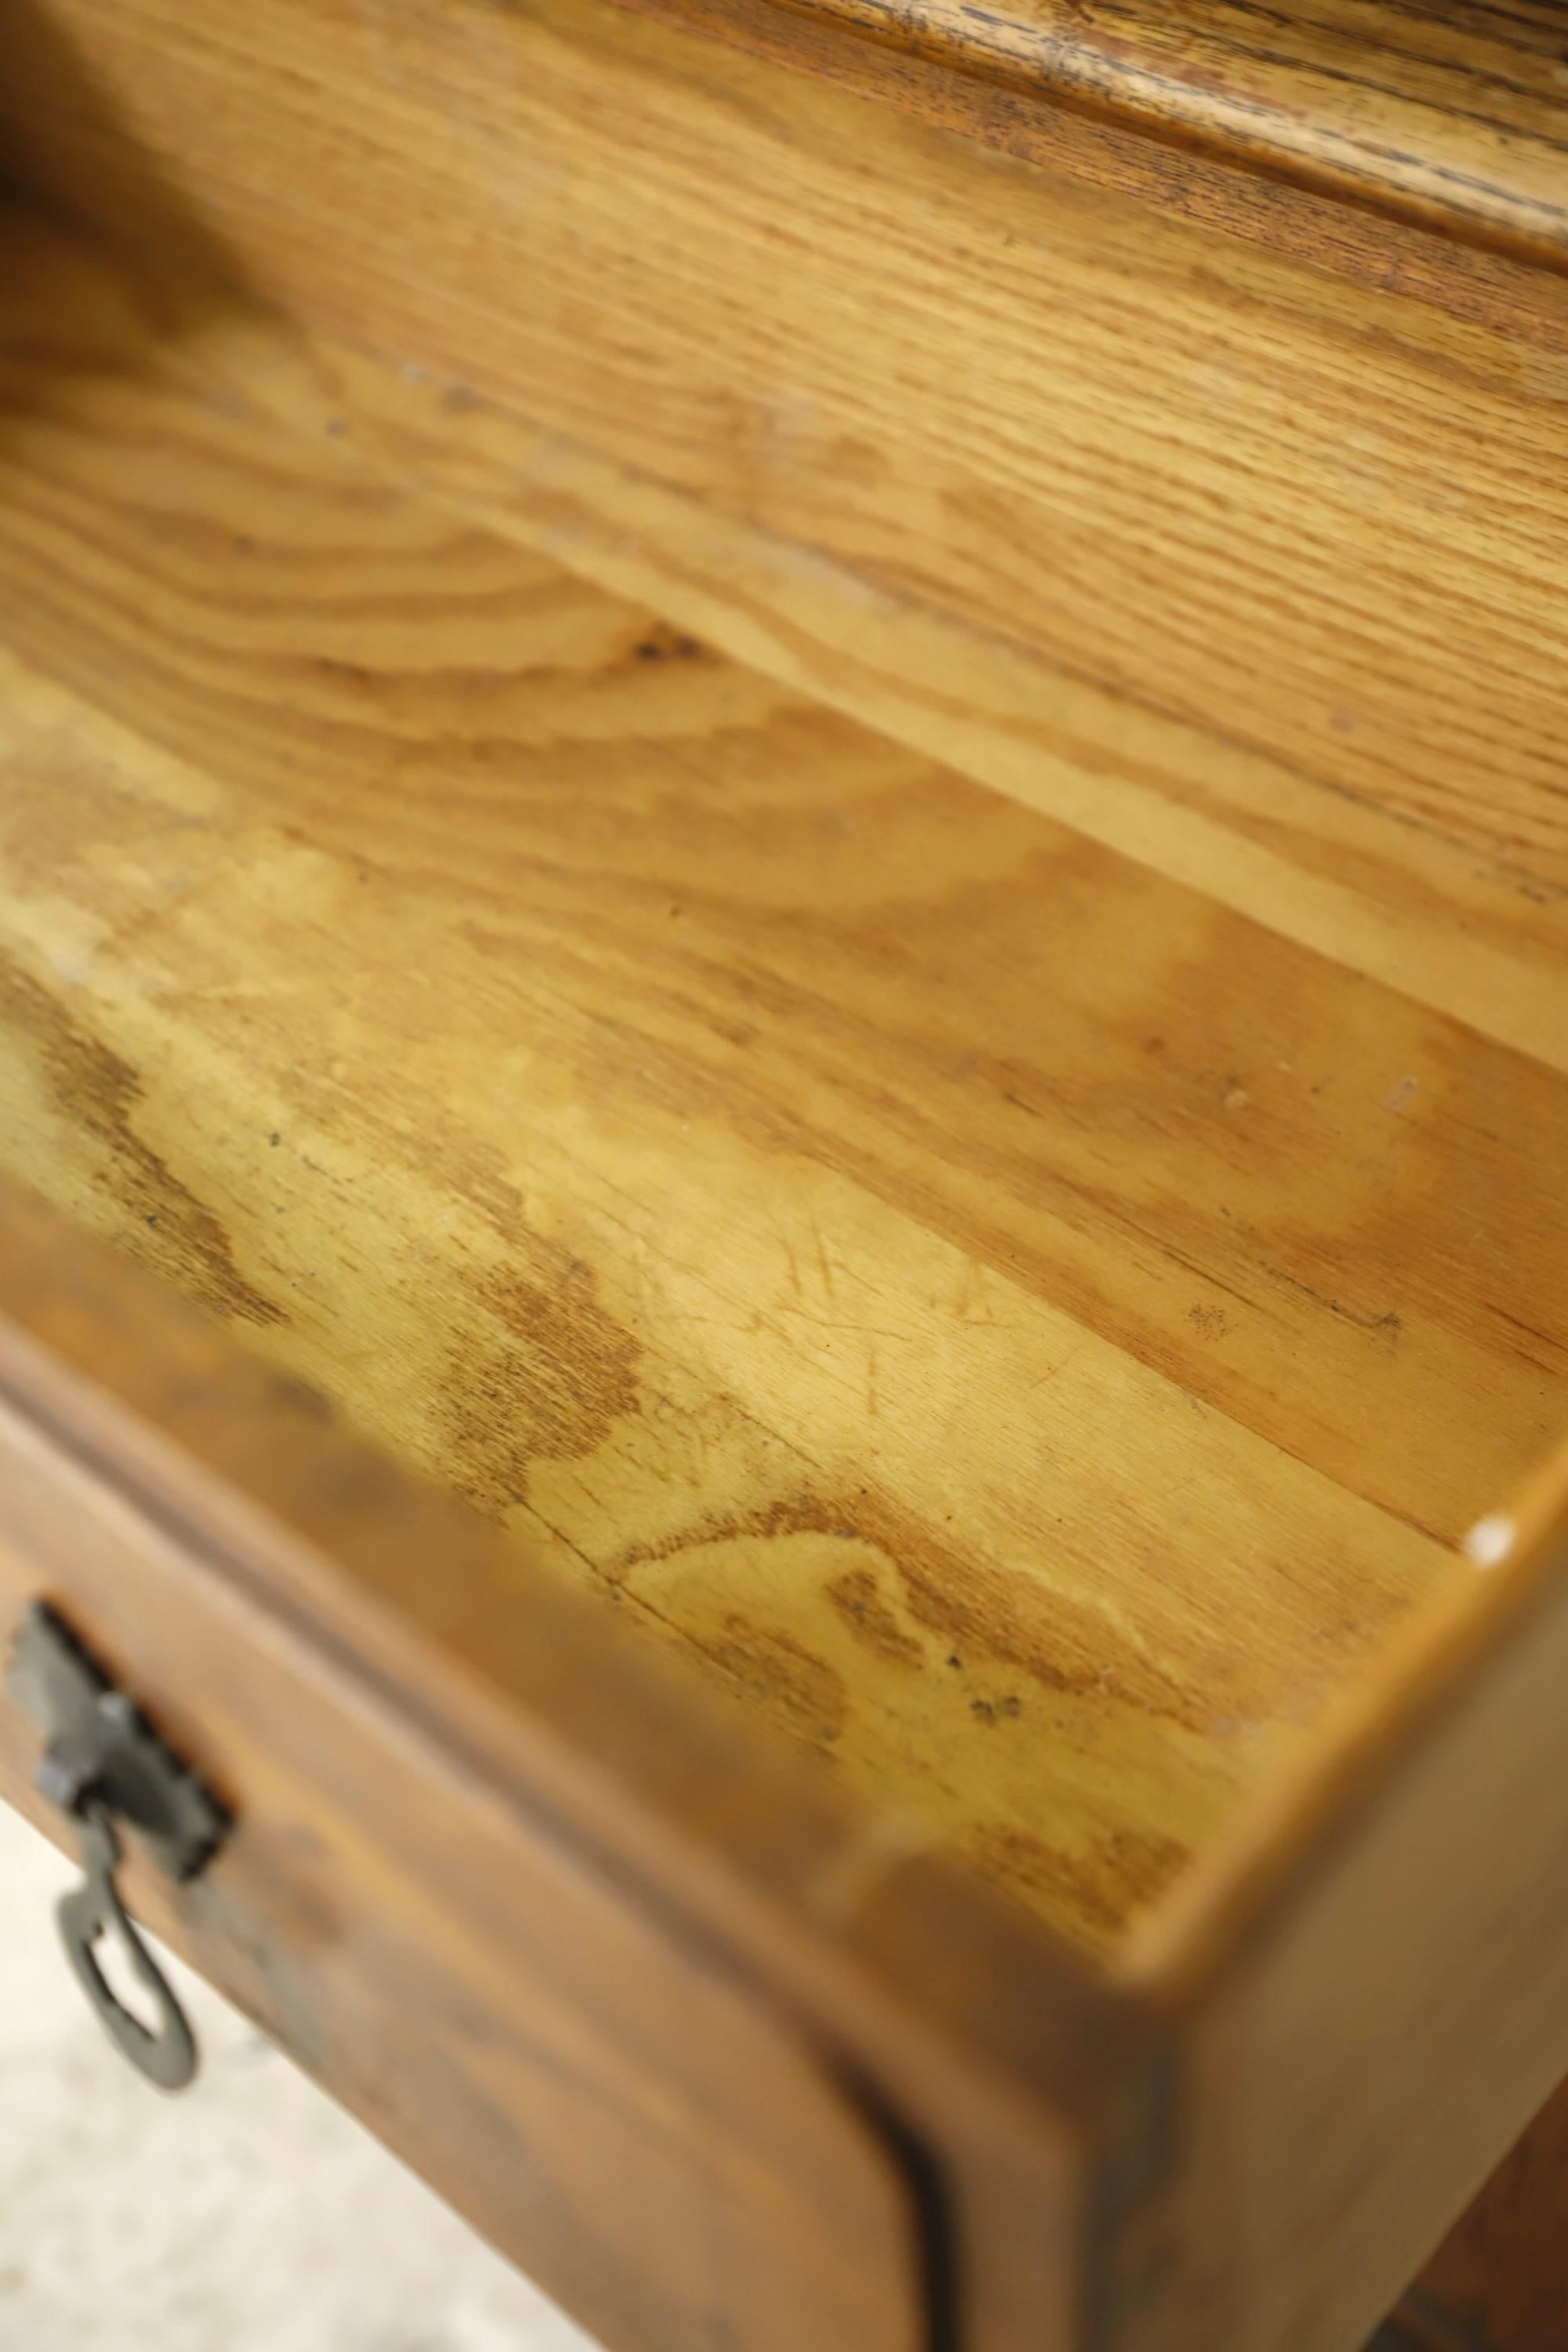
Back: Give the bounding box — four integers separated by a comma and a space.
252, 314, 1568, 1088
1117, 1436, 1568, 2352
0, 1417, 924, 2352
617, 0, 1568, 338
9, 212, 1561, 1956
0, 1171, 1132, 2352
11, 0, 1568, 1065
20, 0, 1568, 340
718, 0, 1568, 267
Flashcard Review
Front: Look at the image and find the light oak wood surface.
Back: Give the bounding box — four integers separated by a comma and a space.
251, 318, 1568, 1083
1114, 1435, 1568, 2351
2, 216, 1566, 1966
0, 1173, 1112, 2352
6, 7, 1568, 2339
599, 0, 1568, 337
710, 0, 1568, 265
13, 0, 1568, 1069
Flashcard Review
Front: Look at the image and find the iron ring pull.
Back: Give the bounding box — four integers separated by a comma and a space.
57, 1796, 199, 2093
5, 1603, 229, 2094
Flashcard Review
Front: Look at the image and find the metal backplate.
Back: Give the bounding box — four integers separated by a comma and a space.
5, 1602, 227, 1882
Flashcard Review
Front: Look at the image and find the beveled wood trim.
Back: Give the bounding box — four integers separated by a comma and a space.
635, 0, 1568, 274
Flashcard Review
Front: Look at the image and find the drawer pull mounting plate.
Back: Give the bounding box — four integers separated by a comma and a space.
5, 1602, 230, 2092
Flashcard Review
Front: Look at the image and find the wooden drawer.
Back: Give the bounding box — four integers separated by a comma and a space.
0, 1196, 946, 2352
3, 8, 1568, 2349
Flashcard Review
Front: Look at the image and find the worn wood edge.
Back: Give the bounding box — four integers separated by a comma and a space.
0, 1168, 1175, 2339
1105, 1427, 1568, 2352
1123, 1432, 1568, 2000
0, 1165, 1165, 2154
0, 1407, 940, 2352
190, 296, 1568, 1087
642, 0, 1568, 274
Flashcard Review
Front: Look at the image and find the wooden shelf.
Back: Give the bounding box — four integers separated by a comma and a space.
667, 0, 1568, 264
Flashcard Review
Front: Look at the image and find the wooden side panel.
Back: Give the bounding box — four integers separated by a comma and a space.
1119, 1465, 1568, 2352
613, 0, 1568, 330
0, 1338, 926, 2352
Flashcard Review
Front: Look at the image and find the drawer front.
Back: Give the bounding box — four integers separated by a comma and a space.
0, 1294, 927, 2352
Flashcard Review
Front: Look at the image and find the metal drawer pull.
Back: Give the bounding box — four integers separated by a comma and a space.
5, 1603, 230, 2092
57, 1798, 199, 2091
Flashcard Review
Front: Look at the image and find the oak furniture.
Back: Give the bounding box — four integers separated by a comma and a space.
2, 5, 1567, 2347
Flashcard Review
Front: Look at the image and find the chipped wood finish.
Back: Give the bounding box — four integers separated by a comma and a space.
6, 220, 1568, 1965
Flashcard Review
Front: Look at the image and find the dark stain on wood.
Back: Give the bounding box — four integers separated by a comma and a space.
0, 949, 284, 1329
964, 1820, 1191, 1942
691, 1612, 851, 1748
826, 1563, 926, 1668
439, 1250, 644, 1514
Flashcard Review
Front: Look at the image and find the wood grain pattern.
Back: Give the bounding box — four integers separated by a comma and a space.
2, 214, 1567, 1970
0, 1171, 1134, 2352
252, 309, 1568, 1087
5, 1163, 1568, 2352
1111, 1439, 1568, 2352
0, 1385, 927, 2352
13, 0, 1568, 1064
707, 0, 1568, 266
4, 60, 1568, 2352
612, 0, 1568, 341
1138, 1565, 1568, 2351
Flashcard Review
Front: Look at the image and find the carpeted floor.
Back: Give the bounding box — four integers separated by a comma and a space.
0, 1805, 597, 2352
